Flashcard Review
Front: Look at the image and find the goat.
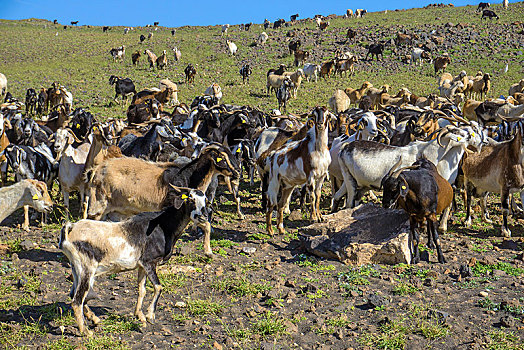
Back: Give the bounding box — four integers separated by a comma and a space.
144, 49, 157, 69
276, 78, 294, 112
60, 186, 208, 336
240, 64, 252, 84
463, 127, 524, 237
0, 179, 53, 227
344, 81, 373, 105
320, 60, 336, 80
256, 32, 269, 46
288, 39, 301, 54
185, 64, 197, 84
132, 86, 173, 106
0, 113, 9, 185
290, 13, 299, 21
156, 50, 167, 69
381, 158, 447, 263
226, 40, 237, 55
328, 89, 350, 113
159, 79, 179, 105
273, 19, 285, 29
303, 64, 321, 82
109, 46, 125, 62
434, 53, 451, 74
366, 43, 384, 61
204, 83, 223, 103
355, 9, 367, 17
25, 88, 37, 115
86, 144, 239, 255
367, 85, 390, 110
118, 122, 165, 161
481, 9, 499, 20
477, 2, 490, 11
346, 9, 354, 17
221, 24, 230, 36
319, 20, 330, 31
36, 88, 48, 115
173, 47, 181, 62
334, 56, 358, 76
333, 124, 485, 211
53, 128, 91, 214
293, 49, 309, 67
471, 73, 491, 100
132, 51, 141, 65
411, 48, 431, 66
265, 107, 333, 234
127, 99, 160, 124
283, 69, 305, 98
109, 75, 136, 103
509, 79, 524, 96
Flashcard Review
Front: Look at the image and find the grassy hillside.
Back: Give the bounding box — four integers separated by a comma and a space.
0, 3, 523, 119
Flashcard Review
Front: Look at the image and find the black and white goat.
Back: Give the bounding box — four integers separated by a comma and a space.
60, 186, 209, 336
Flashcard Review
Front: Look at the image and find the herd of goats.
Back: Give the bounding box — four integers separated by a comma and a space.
1, 5, 524, 337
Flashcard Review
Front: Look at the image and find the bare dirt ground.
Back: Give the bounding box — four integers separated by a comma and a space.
1, 180, 524, 350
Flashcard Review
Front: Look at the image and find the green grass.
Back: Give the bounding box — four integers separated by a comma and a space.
488, 330, 524, 350
211, 276, 271, 297
186, 298, 226, 316
101, 314, 141, 334
392, 281, 419, 296
0, 3, 522, 121
358, 319, 408, 350
472, 262, 524, 277
250, 311, 288, 338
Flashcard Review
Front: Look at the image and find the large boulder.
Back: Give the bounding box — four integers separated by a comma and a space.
300, 204, 412, 265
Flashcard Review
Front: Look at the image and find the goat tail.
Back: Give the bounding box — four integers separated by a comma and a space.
59, 221, 73, 250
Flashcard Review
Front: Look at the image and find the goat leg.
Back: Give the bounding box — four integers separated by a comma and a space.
464, 184, 474, 228
23, 205, 30, 231
501, 190, 512, 238
480, 193, 493, 223
438, 205, 452, 233
134, 267, 148, 326
71, 270, 95, 337
409, 218, 421, 264
277, 187, 294, 235
430, 217, 446, 263
144, 264, 162, 323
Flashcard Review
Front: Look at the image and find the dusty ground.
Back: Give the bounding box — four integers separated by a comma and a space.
1, 179, 524, 350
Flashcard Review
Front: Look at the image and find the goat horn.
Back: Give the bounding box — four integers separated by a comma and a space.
436, 125, 453, 147
447, 110, 471, 125
65, 128, 83, 143
385, 158, 402, 180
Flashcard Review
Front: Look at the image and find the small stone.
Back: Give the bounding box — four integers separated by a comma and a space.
428, 309, 450, 324
283, 320, 298, 334
11, 253, 19, 262
213, 341, 223, 350
500, 316, 515, 328
175, 301, 186, 308
303, 283, 317, 293
367, 293, 388, 308
426, 270, 439, 279
20, 240, 35, 251
179, 246, 191, 256
284, 280, 295, 288
424, 278, 436, 287
288, 210, 303, 221
492, 269, 506, 277
242, 247, 256, 255
460, 265, 472, 278
215, 266, 223, 277
479, 291, 489, 298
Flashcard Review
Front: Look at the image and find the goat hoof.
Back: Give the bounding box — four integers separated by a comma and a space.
204, 251, 214, 258
501, 227, 511, 238
22, 225, 30, 231
484, 218, 493, 224
81, 328, 94, 337
146, 313, 156, 324
238, 213, 246, 220
91, 315, 100, 325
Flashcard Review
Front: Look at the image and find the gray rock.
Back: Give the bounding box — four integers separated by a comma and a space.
460, 265, 472, 278
300, 204, 411, 265
20, 240, 35, 251
367, 293, 389, 308
428, 309, 449, 324
242, 247, 256, 255
500, 316, 515, 328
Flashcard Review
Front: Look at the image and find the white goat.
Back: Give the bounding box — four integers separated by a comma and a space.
303, 64, 321, 82
226, 40, 237, 55
0, 179, 53, 229
204, 83, 222, 102
53, 128, 91, 215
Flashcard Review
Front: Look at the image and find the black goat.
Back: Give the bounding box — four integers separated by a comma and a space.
25, 88, 37, 115
273, 19, 285, 29
102, 26, 110, 32
288, 39, 301, 54
69, 108, 96, 142
127, 99, 160, 124
239, 64, 252, 84
4, 144, 58, 187
185, 64, 197, 84
381, 160, 445, 264
36, 88, 48, 115
366, 43, 384, 61
191, 95, 218, 109
481, 9, 499, 20
109, 75, 136, 103
118, 122, 167, 161
290, 13, 299, 21
139, 34, 146, 43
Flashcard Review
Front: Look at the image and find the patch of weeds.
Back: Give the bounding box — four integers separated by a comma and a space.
478, 297, 524, 316
394, 263, 429, 279
0, 260, 15, 275
101, 313, 141, 333
83, 334, 130, 350
250, 311, 288, 338
0, 318, 46, 348
210, 239, 238, 249
472, 262, 524, 277
282, 230, 298, 243
0, 238, 22, 256
392, 281, 419, 296
306, 289, 326, 303
221, 320, 252, 341
338, 264, 380, 295
42, 337, 76, 350
239, 261, 262, 272
264, 297, 284, 308
159, 272, 187, 294
247, 232, 271, 241
358, 318, 408, 350
314, 314, 351, 335
170, 254, 212, 265
186, 298, 226, 316
0, 269, 42, 309
211, 276, 271, 297
171, 312, 191, 324
471, 242, 494, 253
488, 330, 524, 350
417, 319, 449, 340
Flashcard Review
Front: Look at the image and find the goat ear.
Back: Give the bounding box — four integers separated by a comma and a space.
399, 177, 409, 198
306, 118, 314, 128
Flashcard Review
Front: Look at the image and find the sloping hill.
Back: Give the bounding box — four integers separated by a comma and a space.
0, 2, 523, 118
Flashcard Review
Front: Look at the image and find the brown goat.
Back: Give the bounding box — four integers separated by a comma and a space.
132, 51, 141, 65
344, 81, 373, 105
434, 54, 451, 74
319, 60, 335, 80
132, 87, 173, 105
